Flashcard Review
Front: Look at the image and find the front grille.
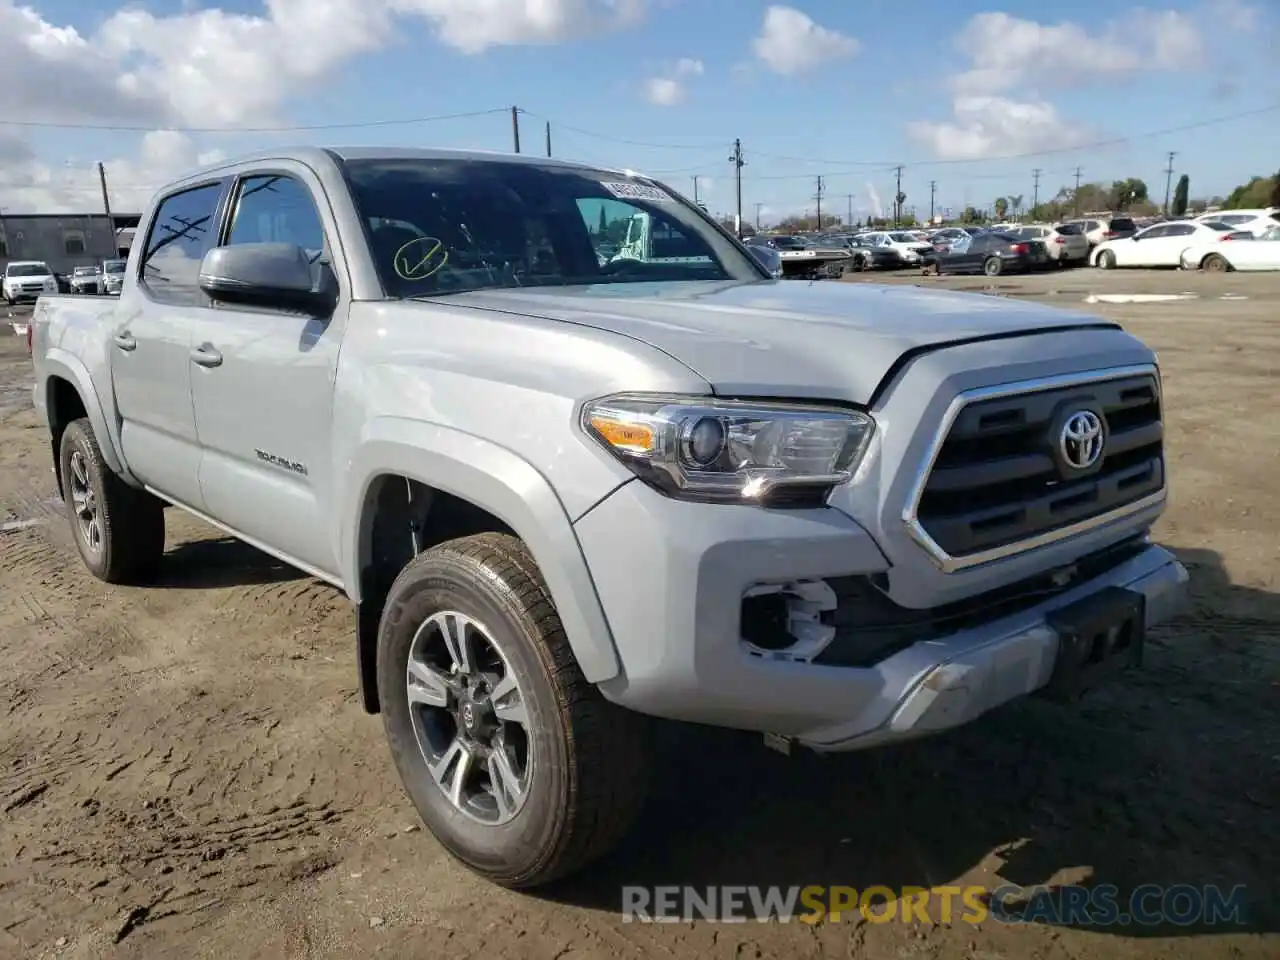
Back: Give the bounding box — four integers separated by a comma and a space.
914, 372, 1164, 559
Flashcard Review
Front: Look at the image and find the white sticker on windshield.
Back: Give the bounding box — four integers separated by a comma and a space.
600, 181, 673, 203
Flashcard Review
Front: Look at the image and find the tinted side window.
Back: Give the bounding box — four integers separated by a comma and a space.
1110, 218, 1136, 231
1166, 224, 1195, 236
227, 175, 326, 258
141, 182, 225, 302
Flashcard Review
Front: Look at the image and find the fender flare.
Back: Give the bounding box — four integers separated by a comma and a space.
40, 348, 132, 481
342, 417, 622, 684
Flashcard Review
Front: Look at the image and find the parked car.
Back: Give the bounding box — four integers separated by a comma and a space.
70, 265, 104, 295
1192, 208, 1280, 237
3, 260, 57, 305
102, 259, 127, 296
929, 226, 986, 252
1180, 224, 1280, 272
1010, 223, 1089, 264
935, 231, 1052, 276
860, 230, 935, 267
1064, 216, 1138, 247
29, 145, 1187, 890
1091, 219, 1237, 269
825, 235, 898, 271
745, 234, 848, 279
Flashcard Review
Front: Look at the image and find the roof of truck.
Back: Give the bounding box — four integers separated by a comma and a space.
175, 145, 634, 187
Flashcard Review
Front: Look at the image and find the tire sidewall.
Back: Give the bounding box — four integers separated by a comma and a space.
984, 257, 1001, 277
59, 422, 110, 578
377, 556, 571, 879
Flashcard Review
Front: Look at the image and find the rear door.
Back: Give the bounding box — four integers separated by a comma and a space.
112, 179, 230, 507
186, 165, 349, 577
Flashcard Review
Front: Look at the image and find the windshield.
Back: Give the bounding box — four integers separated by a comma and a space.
770, 236, 805, 248
6, 263, 50, 278
1201, 220, 1235, 231
103, 260, 126, 274
888, 232, 919, 242
341, 157, 761, 297
73, 267, 98, 276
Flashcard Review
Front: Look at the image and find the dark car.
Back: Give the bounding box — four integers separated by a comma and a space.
53, 272, 72, 294
829, 235, 898, 271
936, 231, 1052, 276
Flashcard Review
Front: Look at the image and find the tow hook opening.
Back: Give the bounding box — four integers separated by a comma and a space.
740, 580, 838, 663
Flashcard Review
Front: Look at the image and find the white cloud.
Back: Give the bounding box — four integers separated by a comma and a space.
0, 131, 226, 215
752, 5, 857, 76
906, 96, 1093, 162
642, 57, 703, 106
909, 4, 1258, 160
0, 0, 649, 211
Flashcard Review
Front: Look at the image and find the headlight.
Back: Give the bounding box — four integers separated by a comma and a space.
43, 279, 56, 292
582, 394, 875, 503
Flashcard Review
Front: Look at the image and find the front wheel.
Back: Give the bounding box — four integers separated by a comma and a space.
1097, 250, 1117, 269
377, 532, 651, 888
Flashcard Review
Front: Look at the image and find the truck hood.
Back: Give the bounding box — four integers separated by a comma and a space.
432, 280, 1115, 403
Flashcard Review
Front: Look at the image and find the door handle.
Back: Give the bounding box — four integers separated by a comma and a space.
190, 344, 223, 368
113, 332, 136, 351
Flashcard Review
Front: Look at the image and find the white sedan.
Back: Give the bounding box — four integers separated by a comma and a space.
1091, 219, 1237, 269
1180, 225, 1280, 272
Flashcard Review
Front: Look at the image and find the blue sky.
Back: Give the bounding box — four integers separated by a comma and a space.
2, 0, 1278, 218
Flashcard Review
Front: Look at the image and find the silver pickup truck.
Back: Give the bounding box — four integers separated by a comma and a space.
29, 146, 1188, 889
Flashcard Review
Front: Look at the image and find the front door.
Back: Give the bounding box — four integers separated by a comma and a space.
187, 168, 347, 578
112, 180, 228, 509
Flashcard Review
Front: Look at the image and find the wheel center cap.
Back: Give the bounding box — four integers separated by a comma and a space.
461, 702, 476, 730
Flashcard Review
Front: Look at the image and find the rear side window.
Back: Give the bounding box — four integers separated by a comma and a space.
141, 182, 226, 304
1109, 218, 1136, 231
1056, 222, 1083, 235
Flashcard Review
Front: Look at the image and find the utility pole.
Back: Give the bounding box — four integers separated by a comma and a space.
1032, 168, 1041, 212
1163, 151, 1178, 216
544, 121, 551, 157
692, 175, 701, 205
813, 175, 825, 230
929, 180, 936, 223
511, 106, 521, 154
728, 138, 745, 238
1073, 166, 1083, 217
97, 162, 112, 220
846, 193, 853, 228
755, 202, 763, 229
893, 165, 903, 226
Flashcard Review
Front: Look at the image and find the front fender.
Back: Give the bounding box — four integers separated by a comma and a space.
41, 347, 133, 481
342, 417, 623, 683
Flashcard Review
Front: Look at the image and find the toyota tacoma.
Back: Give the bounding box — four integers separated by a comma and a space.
29, 146, 1187, 889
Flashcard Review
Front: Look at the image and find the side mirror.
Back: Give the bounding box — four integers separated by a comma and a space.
746, 244, 782, 278
199, 242, 337, 312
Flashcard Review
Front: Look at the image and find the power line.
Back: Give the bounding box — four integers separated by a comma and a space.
0, 107, 511, 133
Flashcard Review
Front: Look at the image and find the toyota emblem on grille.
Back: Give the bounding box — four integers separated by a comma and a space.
1060, 410, 1104, 470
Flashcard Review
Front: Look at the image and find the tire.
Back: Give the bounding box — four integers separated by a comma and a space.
58, 418, 165, 584
1202, 253, 1229, 273
377, 532, 651, 889
982, 256, 1003, 277
1097, 250, 1117, 270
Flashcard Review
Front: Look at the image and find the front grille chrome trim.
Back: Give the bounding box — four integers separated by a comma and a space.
902, 364, 1165, 573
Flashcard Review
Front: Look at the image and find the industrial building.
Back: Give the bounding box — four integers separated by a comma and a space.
0, 213, 141, 276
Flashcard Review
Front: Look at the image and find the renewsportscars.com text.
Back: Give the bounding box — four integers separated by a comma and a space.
621, 883, 1249, 927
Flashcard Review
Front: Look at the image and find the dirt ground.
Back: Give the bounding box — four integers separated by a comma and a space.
1, 270, 1277, 959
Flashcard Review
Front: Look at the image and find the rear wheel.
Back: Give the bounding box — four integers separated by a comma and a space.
1202, 253, 1229, 273
1097, 250, 1117, 269
983, 256, 1003, 277
58, 418, 165, 583
377, 532, 651, 888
